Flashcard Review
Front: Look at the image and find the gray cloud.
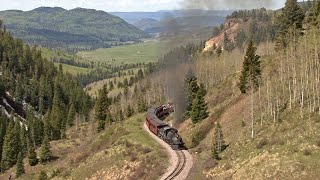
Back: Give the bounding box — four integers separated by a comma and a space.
182, 0, 285, 10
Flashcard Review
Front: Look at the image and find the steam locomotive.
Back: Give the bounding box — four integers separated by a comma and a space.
146, 104, 184, 150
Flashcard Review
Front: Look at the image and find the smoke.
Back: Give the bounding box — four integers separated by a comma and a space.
159, 0, 279, 126
183, 0, 279, 10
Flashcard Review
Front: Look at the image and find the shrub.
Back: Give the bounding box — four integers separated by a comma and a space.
192, 131, 206, 147
303, 149, 312, 156
256, 138, 268, 149
203, 159, 218, 170
142, 146, 152, 154
316, 140, 320, 147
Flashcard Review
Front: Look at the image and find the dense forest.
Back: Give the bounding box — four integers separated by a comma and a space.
0, 20, 93, 173
0, 7, 149, 51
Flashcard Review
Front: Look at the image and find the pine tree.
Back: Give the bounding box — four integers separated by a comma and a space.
1, 120, 19, 171
33, 118, 44, 146
50, 77, 65, 140
16, 152, 25, 177
191, 86, 209, 124
216, 46, 222, 57
126, 105, 134, 118
138, 96, 147, 113
95, 85, 110, 133
28, 142, 38, 166
185, 70, 199, 118
224, 32, 235, 52
119, 109, 124, 121
239, 41, 261, 94
38, 170, 48, 180
40, 135, 52, 164
67, 103, 76, 127
276, 0, 305, 50
211, 144, 219, 160
214, 122, 226, 153
20, 125, 28, 158
0, 115, 8, 169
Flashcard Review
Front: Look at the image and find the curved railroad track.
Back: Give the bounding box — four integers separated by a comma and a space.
143, 123, 193, 180
164, 150, 187, 180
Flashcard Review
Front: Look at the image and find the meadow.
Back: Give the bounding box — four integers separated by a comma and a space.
77, 41, 167, 65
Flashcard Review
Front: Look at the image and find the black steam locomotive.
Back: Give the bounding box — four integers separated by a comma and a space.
146, 104, 184, 150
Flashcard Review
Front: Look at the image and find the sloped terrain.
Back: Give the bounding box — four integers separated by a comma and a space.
0, 7, 149, 51
0, 114, 168, 180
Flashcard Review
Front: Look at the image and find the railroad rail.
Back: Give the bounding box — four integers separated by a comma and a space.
164, 150, 187, 180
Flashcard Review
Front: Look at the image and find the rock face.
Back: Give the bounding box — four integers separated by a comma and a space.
204, 19, 242, 52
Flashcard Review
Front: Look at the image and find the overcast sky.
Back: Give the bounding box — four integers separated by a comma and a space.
0, 0, 288, 12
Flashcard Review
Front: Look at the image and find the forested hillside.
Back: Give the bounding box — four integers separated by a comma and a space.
0, 20, 92, 174
0, 7, 149, 51
168, 0, 320, 179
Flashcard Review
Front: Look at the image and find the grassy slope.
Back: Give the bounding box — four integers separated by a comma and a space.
77, 41, 166, 65
41, 47, 92, 75
54, 63, 91, 75
1, 114, 168, 180
179, 54, 320, 179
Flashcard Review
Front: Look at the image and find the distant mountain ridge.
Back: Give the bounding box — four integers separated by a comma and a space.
112, 10, 233, 33
0, 7, 150, 51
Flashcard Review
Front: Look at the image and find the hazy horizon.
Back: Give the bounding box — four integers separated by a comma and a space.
0, 0, 288, 12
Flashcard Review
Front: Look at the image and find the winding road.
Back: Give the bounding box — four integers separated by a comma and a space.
143, 123, 193, 180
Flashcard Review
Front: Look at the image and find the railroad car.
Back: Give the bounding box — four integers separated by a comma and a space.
146, 104, 184, 150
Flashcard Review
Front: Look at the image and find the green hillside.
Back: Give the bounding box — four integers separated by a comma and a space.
0, 7, 150, 51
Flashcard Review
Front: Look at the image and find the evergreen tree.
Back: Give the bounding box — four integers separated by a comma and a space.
213, 122, 226, 153
119, 109, 124, 121
106, 113, 113, 126
50, 77, 65, 140
191, 85, 209, 124
211, 144, 219, 160
239, 41, 261, 94
216, 46, 222, 57
224, 32, 235, 52
33, 118, 44, 146
0, 115, 8, 169
126, 105, 134, 118
137, 69, 144, 80
38, 170, 48, 180
95, 85, 110, 133
40, 135, 52, 164
109, 81, 114, 91
16, 152, 25, 177
185, 70, 199, 118
28, 143, 38, 166
67, 103, 76, 127
138, 96, 147, 113
276, 0, 305, 50
20, 125, 28, 158
1, 120, 19, 171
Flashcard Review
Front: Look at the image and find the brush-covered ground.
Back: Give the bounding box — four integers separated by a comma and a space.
1, 114, 168, 180
179, 55, 320, 179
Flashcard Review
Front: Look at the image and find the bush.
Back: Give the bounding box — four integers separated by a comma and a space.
256, 138, 268, 149
129, 152, 138, 162
192, 131, 206, 147
141, 146, 152, 154
316, 140, 320, 147
203, 159, 218, 170
303, 149, 312, 156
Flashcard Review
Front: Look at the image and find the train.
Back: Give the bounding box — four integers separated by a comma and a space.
146, 104, 184, 150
